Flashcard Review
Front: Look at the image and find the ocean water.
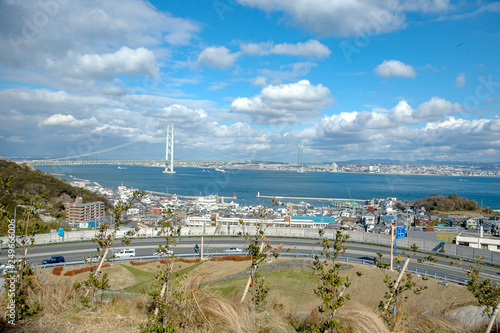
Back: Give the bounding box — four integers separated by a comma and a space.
36, 165, 500, 209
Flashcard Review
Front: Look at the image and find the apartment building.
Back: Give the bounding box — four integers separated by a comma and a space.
67, 201, 105, 223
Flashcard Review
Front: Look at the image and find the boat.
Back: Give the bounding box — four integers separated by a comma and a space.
117, 166, 128, 170
215, 168, 232, 174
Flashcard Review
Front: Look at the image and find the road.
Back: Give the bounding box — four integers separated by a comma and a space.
1, 236, 499, 284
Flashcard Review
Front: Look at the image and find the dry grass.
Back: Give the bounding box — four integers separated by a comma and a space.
181, 259, 251, 286
406, 314, 470, 333
188, 291, 295, 333
337, 301, 390, 333
0, 259, 481, 332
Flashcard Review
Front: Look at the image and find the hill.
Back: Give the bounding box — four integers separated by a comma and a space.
411, 194, 494, 213
0, 159, 109, 235
1, 258, 479, 332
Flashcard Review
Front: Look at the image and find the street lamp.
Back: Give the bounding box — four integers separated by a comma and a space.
14, 204, 27, 226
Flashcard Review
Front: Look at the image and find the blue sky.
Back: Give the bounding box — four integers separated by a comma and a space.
0, 0, 499, 163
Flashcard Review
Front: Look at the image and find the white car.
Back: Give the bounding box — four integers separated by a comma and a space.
224, 247, 243, 253
152, 249, 174, 257
114, 249, 135, 258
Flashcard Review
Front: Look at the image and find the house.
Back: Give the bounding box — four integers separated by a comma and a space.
466, 218, 478, 230
149, 205, 162, 215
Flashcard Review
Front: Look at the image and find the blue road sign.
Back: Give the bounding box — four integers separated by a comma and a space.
396, 226, 406, 239
58, 228, 64, 237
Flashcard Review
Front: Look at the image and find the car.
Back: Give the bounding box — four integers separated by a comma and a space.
224, 247, 243, 253
114, 248, 135, 258
84, 255, 104, 263
152, 249, 174, 257
42, 256, 65, 264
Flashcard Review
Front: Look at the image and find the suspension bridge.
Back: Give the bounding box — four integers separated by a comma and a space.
28, 125, 304, 168
29, 136, 248, 167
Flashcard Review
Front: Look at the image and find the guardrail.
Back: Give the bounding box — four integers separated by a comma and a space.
33, 252, 470, 286
3, 225, 500, 266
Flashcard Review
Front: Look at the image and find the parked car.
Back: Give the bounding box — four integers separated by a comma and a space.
42, 256, 65, 264
224, 247, 243, 253
114, 249, 135, 258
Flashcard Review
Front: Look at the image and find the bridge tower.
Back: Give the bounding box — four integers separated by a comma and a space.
297, 142, 305, 173
163, 124, 175, 174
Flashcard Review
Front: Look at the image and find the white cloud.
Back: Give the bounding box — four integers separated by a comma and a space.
237, 0, 454, 37
260, 62, 316, 82
5, 136, 24, 143
237, 0, 406, 36
42, 114, 99, 127
456, 73, 466, 87
197, 46, 240, 69
414, 96, 461, 120
375, 60, 416, 78
101, 85, 127, 96
400, 0, 451, 12
207, 82, 229, 91
231, 80, 332, 125
241, 40, 331, 58
0, 0, 200, 67
72, 46, 158, 79
388, 97, 460, 124
303, 106, 500, 162
390, 100, 414, 124
252, 76, 267, 87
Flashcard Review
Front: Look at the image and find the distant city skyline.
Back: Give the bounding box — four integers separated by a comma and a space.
0, 1, 499, 163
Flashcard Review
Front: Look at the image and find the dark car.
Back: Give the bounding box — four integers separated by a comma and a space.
42, 256, 65, 264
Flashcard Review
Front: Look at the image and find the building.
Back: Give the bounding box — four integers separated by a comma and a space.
186, 215, 335, 229
67, 201, 105, 224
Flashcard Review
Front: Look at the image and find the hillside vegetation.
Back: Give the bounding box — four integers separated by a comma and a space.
0, 258, 479, 333
0, 159, 109, 235
412, 194, 495, 214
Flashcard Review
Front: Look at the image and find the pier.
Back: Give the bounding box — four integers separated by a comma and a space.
256, 193, 368, 203
146, 190, 237, 201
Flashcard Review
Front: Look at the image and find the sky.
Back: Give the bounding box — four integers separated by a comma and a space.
0, 0, 499, 164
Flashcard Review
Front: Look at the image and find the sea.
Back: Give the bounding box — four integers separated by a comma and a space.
35, 165, 500, 209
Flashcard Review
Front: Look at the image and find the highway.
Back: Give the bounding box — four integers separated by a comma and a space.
2, 236, 499, 285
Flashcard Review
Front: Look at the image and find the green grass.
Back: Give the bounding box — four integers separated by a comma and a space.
205, 266, 319, 303
435, 232, 458, 242
120, 261, 206, 293
120, 264, 155, 292
206, 276, 248, 298
173, 261, 204, 278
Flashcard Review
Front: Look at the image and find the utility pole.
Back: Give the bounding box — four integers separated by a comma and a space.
390, 225, 395, 271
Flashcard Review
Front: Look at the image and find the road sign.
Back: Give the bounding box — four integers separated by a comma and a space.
58, 228, 64, 237
396, 226, 406, 239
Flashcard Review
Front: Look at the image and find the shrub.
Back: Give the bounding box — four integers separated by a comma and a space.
52, 266, 64, 276
180, 258, 201, 263
210, 255, 251, 262
131, 260, 159, 266
63, 264, 110, 276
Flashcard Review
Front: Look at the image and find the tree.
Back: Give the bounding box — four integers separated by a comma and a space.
238, 204, 282, 311
74, 191, 144, 305
2, 199, 42, 323
312, 229, 351, 332
463, 257, 500, 333
141, 207, 183, 332
374, 244, 429, 331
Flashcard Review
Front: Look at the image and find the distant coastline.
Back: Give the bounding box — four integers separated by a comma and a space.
35, 165, 500, 209
15, 158, 500, 178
